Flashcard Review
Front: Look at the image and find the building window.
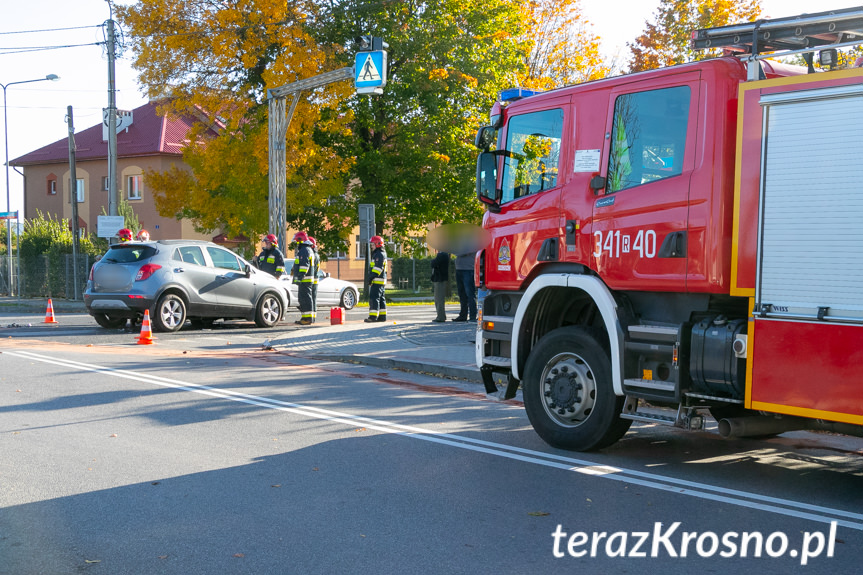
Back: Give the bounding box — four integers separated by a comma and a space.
68, 178, 84, 203
127, 175, 143, 200
327, 242, 348, 260
102, 176, 110, 191
48, 179, 57, 195
355, 235, 368, 259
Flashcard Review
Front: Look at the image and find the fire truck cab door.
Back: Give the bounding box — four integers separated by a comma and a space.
590, 73, 700, 292
483, 96, 571, 290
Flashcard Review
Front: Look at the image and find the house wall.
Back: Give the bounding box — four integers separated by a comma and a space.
23, 155, 209, 241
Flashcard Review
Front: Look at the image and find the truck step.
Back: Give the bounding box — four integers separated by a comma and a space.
628, 324, 679, 343
483, 356, 512, 368
619, 411, 678, 425
623, 377, 675, 392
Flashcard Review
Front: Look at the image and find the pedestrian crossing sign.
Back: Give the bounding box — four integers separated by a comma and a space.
355, 50, 387, 94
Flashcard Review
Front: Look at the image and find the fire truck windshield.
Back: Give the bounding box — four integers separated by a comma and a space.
500, 108, 564, 203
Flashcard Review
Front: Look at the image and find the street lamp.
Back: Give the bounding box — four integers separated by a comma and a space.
2, 73, 60, 296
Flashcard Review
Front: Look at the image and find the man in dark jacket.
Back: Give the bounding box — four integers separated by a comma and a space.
431, 250, 450, 322
254, 234, 286, 278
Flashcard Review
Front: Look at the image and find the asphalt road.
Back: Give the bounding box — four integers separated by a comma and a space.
1, 309, 862, 574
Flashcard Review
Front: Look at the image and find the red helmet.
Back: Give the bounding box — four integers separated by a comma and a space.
118, 228, 133, 242
264, 233, 278, 244
292, 231, 308, 243
370, 235, 384, 248
136, 229, 150, 241
308, 236, 317, 249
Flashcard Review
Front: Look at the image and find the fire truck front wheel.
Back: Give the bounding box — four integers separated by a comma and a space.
523, 326, 631, 451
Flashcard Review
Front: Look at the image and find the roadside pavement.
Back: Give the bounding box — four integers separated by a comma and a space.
267, 315, 483, 384
0, 295, 487, 389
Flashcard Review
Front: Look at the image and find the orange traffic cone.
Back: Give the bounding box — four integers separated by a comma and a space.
43, 298, 59, 324
137, 309, 155, 345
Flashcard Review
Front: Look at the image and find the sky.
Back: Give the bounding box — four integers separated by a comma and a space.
2, 0, 862, 218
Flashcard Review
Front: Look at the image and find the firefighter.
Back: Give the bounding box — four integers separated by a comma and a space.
136, 229, 150, 241
291, 231, 314, 325
117, 228, 133, 242
365, 235, 388, 323
308, 236, 320, 322
254, 234, 286, 279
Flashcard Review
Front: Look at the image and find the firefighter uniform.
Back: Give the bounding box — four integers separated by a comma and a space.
292, 240, 315, 325
310, 244, 320, 322
255, 245, 286, 278
366, 243, 388, 323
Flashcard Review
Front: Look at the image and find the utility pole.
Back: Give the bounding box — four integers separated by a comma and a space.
106, 15, 119, 219
66, 106, 80, 299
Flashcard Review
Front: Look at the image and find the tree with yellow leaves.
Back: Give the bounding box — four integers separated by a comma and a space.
117, 0, 353, 247
519, 0, 610, 90
629, 0, 762, 73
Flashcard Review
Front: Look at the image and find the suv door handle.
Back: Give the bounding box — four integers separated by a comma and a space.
174, 268, 185, 273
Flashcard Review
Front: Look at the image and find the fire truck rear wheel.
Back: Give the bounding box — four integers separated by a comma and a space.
523, 326, 631, 451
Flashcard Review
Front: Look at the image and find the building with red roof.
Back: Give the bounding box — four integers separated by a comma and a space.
11, 100, 215, 241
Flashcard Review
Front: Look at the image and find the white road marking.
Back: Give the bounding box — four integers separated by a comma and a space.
6, 348, 863, 531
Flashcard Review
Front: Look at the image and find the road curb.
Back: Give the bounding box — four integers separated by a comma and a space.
294, 352, 483, 383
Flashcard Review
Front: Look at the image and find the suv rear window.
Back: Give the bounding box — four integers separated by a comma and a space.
101, 245, 157, 263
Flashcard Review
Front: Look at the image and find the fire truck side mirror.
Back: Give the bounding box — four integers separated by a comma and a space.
474, 125, 495, 150
476, 152, 501, 211
589, 175, 607, 193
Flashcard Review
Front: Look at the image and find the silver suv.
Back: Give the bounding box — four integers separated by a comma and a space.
85, 239, 288, 332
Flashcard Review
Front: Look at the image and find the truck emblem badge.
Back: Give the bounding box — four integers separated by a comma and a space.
498, 239, 512, 271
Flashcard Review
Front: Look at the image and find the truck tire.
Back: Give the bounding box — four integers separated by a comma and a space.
522, 326, 631, 451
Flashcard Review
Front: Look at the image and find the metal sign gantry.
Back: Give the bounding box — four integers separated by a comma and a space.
267, 66, 354, 252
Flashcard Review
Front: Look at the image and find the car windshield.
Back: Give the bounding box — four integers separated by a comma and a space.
101, 245, 157, 263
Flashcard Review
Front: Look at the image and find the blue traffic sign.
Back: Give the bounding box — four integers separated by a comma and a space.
0, 211, 18, 220
355, 50, 387, 94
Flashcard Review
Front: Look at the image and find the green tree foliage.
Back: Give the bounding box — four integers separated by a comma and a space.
628, 0, 762, 72
18, 210, 103, 297
308, 0, 527, 247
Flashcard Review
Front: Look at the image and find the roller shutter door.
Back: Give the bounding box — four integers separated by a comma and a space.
757, 84, 863, 322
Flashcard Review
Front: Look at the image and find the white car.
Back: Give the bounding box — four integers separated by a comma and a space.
280, 270, 359, 310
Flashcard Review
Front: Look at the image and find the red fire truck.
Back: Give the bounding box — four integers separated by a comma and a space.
474, 8, 863, 451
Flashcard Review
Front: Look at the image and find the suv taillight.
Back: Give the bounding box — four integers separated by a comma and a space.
135, 263, 162, 281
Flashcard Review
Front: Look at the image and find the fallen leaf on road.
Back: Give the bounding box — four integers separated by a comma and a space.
109, 434, 118, 438
85, 559, 101, 564
354, 428, 366, 432
158, 555, 168, 560
528, 511, 550, 517
233, 553, 245, 558
271, 484, 281, 488
312, 467, 319, 471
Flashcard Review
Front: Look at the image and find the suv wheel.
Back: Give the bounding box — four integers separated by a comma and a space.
153, 294, 187, 332
255, 292, 283, 328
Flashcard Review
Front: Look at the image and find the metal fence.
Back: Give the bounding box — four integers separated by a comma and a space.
1, 254, 93, 300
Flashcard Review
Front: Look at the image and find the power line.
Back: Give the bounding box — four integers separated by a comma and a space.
0, 24, 101, 35
0, 42, 103, 55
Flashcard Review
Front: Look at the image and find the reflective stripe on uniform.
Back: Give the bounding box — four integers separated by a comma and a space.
368, 310, 379, 317
371, 278, 385, 284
